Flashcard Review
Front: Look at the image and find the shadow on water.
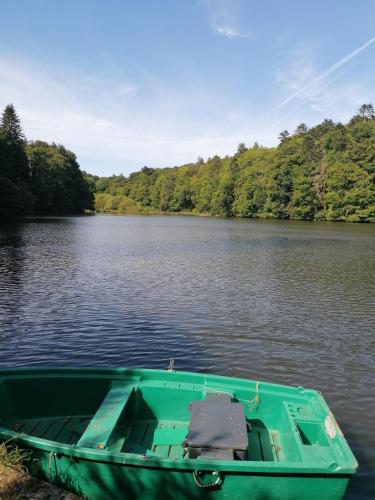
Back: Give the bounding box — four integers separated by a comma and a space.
21, 216, 78, 223
0, 222, 26, 338
0, 223, 25, 248
343, 421, 375, 500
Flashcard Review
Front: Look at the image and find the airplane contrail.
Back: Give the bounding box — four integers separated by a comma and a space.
274, 65, 352, 127
276, 34, 375, 109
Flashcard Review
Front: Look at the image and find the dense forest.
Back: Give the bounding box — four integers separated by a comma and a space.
1, 103, 375, 222
0, 104, 94, 217
92, 104, 375, 222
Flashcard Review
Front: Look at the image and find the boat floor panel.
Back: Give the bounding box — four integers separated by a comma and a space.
120, 419, 276, 462
121, 420, 188, 459
14, 416, 91, 445
11, 417, 276, 462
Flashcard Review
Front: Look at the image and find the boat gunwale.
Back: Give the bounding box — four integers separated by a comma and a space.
0, 367, 358, 475
0, 367, 323, 395
0, 427, 357, 474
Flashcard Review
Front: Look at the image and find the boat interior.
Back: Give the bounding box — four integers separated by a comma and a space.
0, 374, 339, 465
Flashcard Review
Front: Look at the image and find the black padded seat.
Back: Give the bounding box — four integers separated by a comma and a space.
186, 393, 248, 460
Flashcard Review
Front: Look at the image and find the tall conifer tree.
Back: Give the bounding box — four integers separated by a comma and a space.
0, 104, 26, 144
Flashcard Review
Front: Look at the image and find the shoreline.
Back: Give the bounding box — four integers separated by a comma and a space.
0, 463, 79, 499
93, 210, 375, 223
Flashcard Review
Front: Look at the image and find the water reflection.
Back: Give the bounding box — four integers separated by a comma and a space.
0, 222, 26, 336
0, 215, 374, 498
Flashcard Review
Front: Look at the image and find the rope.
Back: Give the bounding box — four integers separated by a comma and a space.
48, 451, 57, 480
246, 381, 260, 412
193, 471, 223, 488
48, 451, 53, 480
203, 382, 261, 412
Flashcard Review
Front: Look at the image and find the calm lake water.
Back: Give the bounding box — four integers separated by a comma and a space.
0, 215, 374, 498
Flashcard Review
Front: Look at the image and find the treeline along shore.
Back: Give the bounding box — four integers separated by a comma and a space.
1, 103, 375, 222
0, 104, 94, 218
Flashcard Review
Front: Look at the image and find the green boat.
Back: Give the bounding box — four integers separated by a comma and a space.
0, 368, 357, 499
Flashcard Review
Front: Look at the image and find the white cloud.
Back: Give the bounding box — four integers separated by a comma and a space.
0, 55, 275, 174
215, 25, 250, 39
202, 0, 252, 39
8, 34, 372, 176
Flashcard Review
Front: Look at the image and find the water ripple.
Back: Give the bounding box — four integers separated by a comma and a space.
0, 216, 374, 498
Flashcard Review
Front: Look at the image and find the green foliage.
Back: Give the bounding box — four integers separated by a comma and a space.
95, 193, 155, 214
2, 102, 373, 222
0, 105, 33, 216
27, 141, 94, 215
0, 105, 29, 184
325, 163, 375, 221
295, 123, 308, 135
96, 104, 375, 222
0, 104, 26, 145
278, 130, 290, 144
0, 177, 34, 217
236, 142, 247, 155
0, 104, 94, 217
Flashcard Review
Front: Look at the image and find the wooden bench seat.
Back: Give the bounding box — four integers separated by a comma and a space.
77, 382, 134, 450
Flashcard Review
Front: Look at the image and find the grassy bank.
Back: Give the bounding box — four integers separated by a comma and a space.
0, 441, 80, 499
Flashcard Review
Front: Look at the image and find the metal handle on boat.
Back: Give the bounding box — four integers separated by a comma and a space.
193, 470, 223, 489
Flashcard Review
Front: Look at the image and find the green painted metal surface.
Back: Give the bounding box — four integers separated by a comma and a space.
0, 368, 357, 499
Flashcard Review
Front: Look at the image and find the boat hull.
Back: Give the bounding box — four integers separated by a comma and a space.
0, 368, 357, 499
30, 447, 351, 500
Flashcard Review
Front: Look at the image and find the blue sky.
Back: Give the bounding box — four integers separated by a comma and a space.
1, 0, 375, 176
